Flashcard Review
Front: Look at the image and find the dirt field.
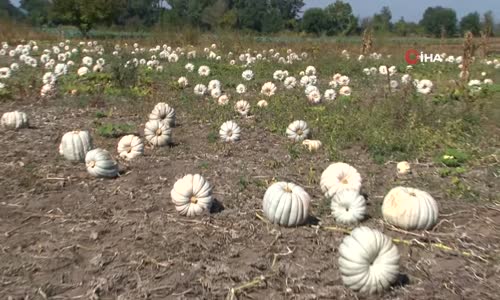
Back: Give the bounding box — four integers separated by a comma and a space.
1, 94, 499, 300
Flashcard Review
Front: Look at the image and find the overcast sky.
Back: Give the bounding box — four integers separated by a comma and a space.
9, 0, 500, 23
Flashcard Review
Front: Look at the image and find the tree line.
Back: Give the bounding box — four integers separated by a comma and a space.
0, 0, 497, 37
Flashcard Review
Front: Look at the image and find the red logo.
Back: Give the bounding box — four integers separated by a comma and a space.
405, 49, 420, 65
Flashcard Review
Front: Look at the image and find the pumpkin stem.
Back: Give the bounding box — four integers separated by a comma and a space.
409, 192, 416, 197
284, 186, 292, 193
227, 130, 232, 137
155, 128, 162, 136
190, 196, 198, 204
87, 161, 96, 168
297, 129, 303, 136
341, 177, 348, 184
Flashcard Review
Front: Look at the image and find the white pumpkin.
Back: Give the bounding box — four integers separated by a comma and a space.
339, 226, 400, 294
85, 148, 119, 178
219, 121, 241, 142
396, 161, 411, 175
302, 139, 322, 151
1, 111, 29, 129
331, 189, 366, 224
286, 120, 310, 142
59, 130, 93, 162
144, 120, 172, 147
257, 100, 268, 108
149, 102, 175, 127
170, 174, 213, 217
117, 135, 144, 160
234, 100, 250, 116
262, 182, 311, 227
320, 162, 362, 198
382, 187, 439, 230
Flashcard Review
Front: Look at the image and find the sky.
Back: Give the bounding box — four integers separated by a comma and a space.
9, 0, 500, 23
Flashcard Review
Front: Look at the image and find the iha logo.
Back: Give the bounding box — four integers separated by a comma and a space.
405, 49, 443, 64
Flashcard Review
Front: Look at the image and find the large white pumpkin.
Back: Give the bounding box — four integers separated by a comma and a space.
286, 120, 310, 142
85, 148, 119, 178
219, 121, 241, 142
320, 162, 362, 198
262, 182, 311, 227
117, 135, 144, 160
339, 226, 400, 294
144, 120, 172, 147
1, 111, 29, 129
149, 102, 175, 127
59, 130, 93, 162
170, 174, 213, 217
382, 187, 439, 230
331, 189, 366, 225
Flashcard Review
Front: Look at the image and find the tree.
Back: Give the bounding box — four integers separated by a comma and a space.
394, 17, 408, 36
270, 0, 304, 20
420, 6, 457, 37
232, 0, 290, 32
20, 0, 52, 26
114, 0, 162, 27
372, 6, 392, 32
460, 12, 480, 35
393, 17, 422, 36
51, 0, 121, 36
163, 0, 303, 32
201, 0, 228, 28
323, 0, 357, 36
482, 10, 494, 36
302, 8, 327, 35
234, 0, 268, 31
0, 0, 23, 19
219, 9, 238, 29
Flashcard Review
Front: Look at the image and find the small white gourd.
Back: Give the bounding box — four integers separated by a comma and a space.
234, 100, 250, 116
302, 139, 322, 151
117, 135, 144, 160
320, 162, 362, 198
1, 111, 29, 129
144, 120, 172, 147
170, 174, 213, 217
382, 187, 439, 230
339, 226, 400, 294
396, 161, 411, 175
149, 102, 175, 127
262, 182, 311, 227
331, 189, 366, 224
219, 121, 241, 142
85, 148, 119, 178
59, 130, 93, 162
257, 100, 268, 108
286, 120, 310, 142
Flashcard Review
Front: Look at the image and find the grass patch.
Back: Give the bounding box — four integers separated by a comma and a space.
95, 122, 135, 138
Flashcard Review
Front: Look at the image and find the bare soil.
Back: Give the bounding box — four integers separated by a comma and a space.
1, 98, 499, 300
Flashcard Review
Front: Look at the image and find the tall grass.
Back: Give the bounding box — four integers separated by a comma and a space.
0, 19, 53, 42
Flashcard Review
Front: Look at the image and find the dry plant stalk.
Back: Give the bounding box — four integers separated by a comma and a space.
361, 28, 373, 55
440, 26, 446, 51
480, 31, 489, 58
461, 31, 474, 82
254, 212, 489, 262
480, 18, 492, 58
